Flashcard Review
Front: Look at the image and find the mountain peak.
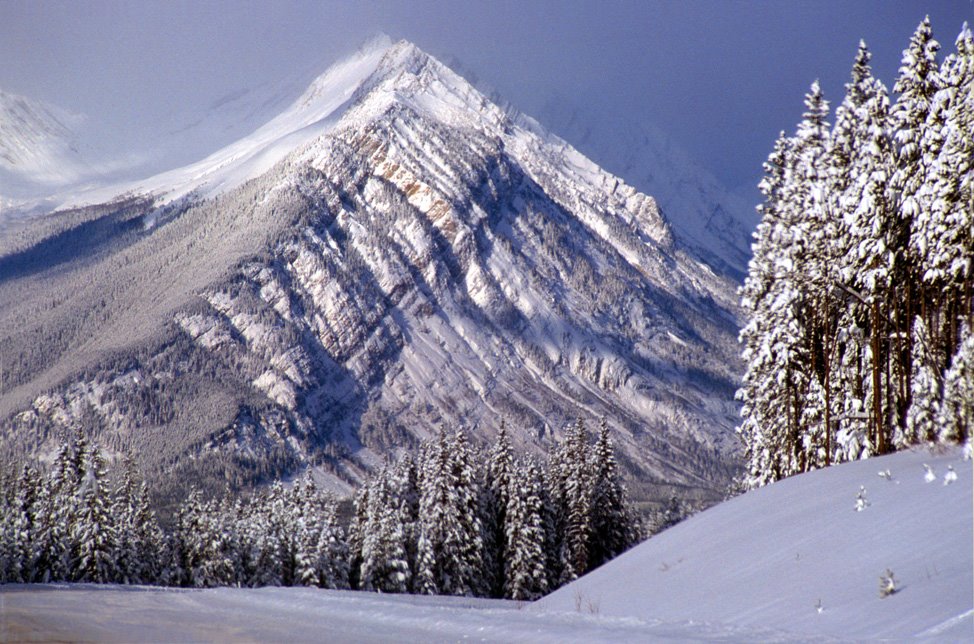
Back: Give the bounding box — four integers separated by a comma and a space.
0, 30, 742, 506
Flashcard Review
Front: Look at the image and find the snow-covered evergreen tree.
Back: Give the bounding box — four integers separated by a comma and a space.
346, 481, 370, 589
34, 438, 81, 581
540, 446, 567, 589
915, 26, 974, 366
938, 325, 974, 445
900, 317, 943, 446
360, 468, 411, 593
558, 418, 592, 582
892, 16, 942, 207
481, 421, 514, 597
315, 497, 349, 589
587, 418, 638, 569
290, 478, 319, 587
449, 429, 486, 595
739, 17, 971, 489
415, 429, 485, 596
71, 442, 116, 583
111, 459, 162, 585
3, 465, 40, 583
503, 459, 548, 600
738, 129, 810, 485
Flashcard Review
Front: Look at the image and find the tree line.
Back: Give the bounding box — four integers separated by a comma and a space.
738, 17, 973, 488
0, 419, 641, 600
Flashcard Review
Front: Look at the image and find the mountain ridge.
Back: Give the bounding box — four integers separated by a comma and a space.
0, 39, 742, 508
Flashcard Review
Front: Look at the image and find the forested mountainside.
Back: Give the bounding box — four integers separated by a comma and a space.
0, 40, 743, 510
738, 19, 973, 487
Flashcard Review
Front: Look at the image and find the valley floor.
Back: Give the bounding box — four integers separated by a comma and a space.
0, 583, 817, 643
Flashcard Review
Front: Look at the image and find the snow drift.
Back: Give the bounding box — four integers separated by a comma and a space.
536, 446, 973, 641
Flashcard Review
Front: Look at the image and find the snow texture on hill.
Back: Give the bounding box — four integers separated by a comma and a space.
0, 39, 742, 503
2, 448, 969, 642
537, 446, 973, 641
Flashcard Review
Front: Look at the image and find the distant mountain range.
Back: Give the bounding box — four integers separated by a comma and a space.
0, 38, 747, 508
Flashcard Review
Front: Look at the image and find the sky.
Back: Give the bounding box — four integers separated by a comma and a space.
2, 0, 972, 199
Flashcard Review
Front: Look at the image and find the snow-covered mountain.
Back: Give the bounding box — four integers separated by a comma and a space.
0, 90, 90, 206
0, 40, 742, 506
534, 99, 758, 279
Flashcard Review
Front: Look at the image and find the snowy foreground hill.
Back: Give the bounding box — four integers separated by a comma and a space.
3, 447, 969, 642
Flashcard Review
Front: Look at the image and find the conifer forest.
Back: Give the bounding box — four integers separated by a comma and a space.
738, 18, 973, 488
0, 421, 640, 600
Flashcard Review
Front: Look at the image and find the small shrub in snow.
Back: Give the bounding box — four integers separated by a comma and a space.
943, 465, 957, 485
879, 568, 897, 598
855, 486, 870, 512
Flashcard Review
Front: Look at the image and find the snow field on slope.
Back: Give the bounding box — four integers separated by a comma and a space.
42, 38, 395, 212
536, 446, 973, 641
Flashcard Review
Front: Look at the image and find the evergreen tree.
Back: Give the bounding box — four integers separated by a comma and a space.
388, 456, 419, 590
652, 494, 686, 534
503, 459, 548, 600
892, 16, 942, 205
294, 476, 325, 588
35, 438, 81, 581
540, 447, 567, 589
315, 497, 349, 589
111, 459, 162, 585
938, 325, 974, 445
168, 489, 220, 587
738, 132, 803, 485
481, 421, 514, 597
4, 465, 41, 583
739, 17, 971, 489
360, 468, 411, 593
346, 483, 370, 589
415, 429, 484, 596
559, 419, 592, 582
900, 317, 943, 446
449, 429, 486, 595
415, 431, 451, 595
587, 419, 639, 569
71, 442, 116, 583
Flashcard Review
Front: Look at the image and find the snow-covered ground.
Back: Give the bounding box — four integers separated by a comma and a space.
537, 446, 973, 641
2, 447, 969, 642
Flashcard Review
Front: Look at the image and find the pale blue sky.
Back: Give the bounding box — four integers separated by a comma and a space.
2, 0, 971, 195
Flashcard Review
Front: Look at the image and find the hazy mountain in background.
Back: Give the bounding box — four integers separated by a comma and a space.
0, 39, 744, 510
533, 99, 758, 280
0, 90, 90, 206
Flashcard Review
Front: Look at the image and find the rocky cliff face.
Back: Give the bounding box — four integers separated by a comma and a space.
0, 41, 742, 507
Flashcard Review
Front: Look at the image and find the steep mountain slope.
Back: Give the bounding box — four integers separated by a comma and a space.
534, 100, 757, 280
0, 41, 742, 507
